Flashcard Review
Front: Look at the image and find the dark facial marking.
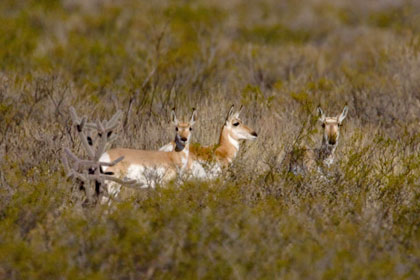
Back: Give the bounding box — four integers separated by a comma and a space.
175, 140, 185, 152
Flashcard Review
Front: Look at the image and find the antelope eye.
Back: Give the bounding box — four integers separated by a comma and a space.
175, 127, 178, 131
321, 123, 325, 128
189, 127, 192, 131
233, 122, 239, 127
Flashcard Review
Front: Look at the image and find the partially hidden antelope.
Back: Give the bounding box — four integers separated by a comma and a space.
286, 105, 348, 175
160, 105, 258, 179
99, 108, 197, 197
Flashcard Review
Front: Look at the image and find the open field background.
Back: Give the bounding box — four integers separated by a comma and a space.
1, 0, 420, 278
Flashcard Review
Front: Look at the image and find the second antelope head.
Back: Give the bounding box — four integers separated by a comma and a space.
171, 108, 197, 151
224, 105, 258, 141
317, 105, 348, 147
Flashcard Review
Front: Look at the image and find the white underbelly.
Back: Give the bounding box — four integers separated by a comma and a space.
189, 160, 222, 180
125, 164, 172, 188
99, 152, 177, 199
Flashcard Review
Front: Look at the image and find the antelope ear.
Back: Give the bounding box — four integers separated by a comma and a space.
317, 106, 325, 122
234, 105, 244, 118
171, 108, 178, 125
338, 106, 348, 124
226, 104, 235, 122
190, 108, 197, 126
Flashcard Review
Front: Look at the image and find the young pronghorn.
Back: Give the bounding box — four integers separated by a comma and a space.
286, 105, 348, 175
160, 105, 258, 179
99, 108, 197, 196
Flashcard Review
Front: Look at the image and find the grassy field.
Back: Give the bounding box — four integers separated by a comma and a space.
1, 0, 420, 278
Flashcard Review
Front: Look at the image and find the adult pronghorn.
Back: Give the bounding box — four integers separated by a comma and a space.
286, 105, 348, 175
160, 105, 258, 179
99, 108, 197, 196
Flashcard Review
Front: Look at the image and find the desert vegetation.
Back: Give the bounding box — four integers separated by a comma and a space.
0, 0, 420, 278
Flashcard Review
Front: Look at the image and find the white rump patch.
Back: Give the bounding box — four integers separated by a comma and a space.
99, 152, 111, 172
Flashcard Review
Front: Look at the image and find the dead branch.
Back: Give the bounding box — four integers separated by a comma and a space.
62, 107, 141, 205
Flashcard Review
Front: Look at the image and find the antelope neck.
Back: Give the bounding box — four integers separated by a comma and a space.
173, 136, 189, 167
180, 147, 189, 169
318, 138, 336, 163
217, 126, 239, 162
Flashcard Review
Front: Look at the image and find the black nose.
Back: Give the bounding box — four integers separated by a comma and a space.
251, 132, 258, 137
328, 140, 336, 145
181, 137, 187, 142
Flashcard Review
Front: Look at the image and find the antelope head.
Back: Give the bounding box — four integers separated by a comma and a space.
317, 105, 348, 147
224, 105, 258, 141
171, 108, 197, 152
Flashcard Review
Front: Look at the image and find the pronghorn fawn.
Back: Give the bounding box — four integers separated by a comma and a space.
286, 105, 348, 175
99, 108, 197, 197
160, 105, 258, 179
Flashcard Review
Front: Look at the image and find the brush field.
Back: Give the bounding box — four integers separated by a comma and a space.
0, 0, 420, 279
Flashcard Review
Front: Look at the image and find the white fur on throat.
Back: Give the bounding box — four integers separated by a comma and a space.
323, 156, 334, 167
181, 150, 189, 169
227, 134, 239, 152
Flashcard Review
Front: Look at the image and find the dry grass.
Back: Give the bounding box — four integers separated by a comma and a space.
0, 0, 420, 279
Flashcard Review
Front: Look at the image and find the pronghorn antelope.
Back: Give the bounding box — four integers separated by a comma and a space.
99, 108, 197, 196
160, 105, 258, 179
286, 105, 348, 175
